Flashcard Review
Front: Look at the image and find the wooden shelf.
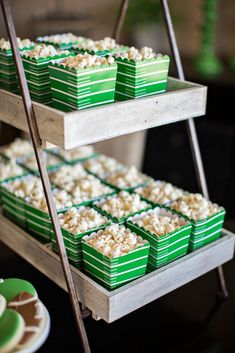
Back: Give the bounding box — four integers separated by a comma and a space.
0, 78, 207, 149
0, 212, 233, 323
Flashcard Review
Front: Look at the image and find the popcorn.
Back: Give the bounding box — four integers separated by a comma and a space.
85, 224, 147, 258
38, 33, 83, 45
0, 37, 33, 51
0, 158, 26, 181
3, 176, 43, 199
115, 46, 162, 62
94, 191, 150, 219
49, 164, 87, 191
69, 174, 114, 204
21, 153, 62, 172
136, 180, 185, 205
169, 193, 223, 221
60, 53, 115, 69
23, 44, 69, 59
76, 36, 122, 52
0, 138, 33, 159
58, 206, 108, 234
105, 166, 152, 190
83, 154, 124, 178
26, 189, 74, 212
55, 145, 94, 162
130, 208, 186, 236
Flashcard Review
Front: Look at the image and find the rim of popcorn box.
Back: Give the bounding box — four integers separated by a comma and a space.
127, 207, 192, 242
114, 54, 170, 66
21, 51, 74, 64
0, 45, 35, 56
92, 194, 153, 224
47, 148, 99, 165
48, 60, 117, 74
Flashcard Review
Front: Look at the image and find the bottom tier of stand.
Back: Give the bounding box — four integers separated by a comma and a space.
0, 212, 234, 323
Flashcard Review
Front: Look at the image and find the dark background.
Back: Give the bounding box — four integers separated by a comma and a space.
1, 1, 235, 352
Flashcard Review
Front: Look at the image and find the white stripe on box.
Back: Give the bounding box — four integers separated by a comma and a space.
3, 205, 25, 220
29, 90, 51, 97
83, 250, 148, 268
24, 68, 49, 76
51, 87, 115, 99
52, 97, 114, 110
26, 209, 50, 223
116, 79, 167, 89
150, 234, 190, 251
192, 220, 224, 236
2, 196, 25, 212
26, 79, 49, 87
191, 211, 225, 226
117, 70, 168, 79
116, 59, 169, 68
149, 243, 188, 261
49, 65, 117, 76
0, 61, 15, 67
27, 218, 50, 232
28, 227, 50, 240
115, 90, 166, 98
85, 268, 141, 287
1, 189, 25, 204
190, 229, 221, 244
84, 259, 146, 278
22, 58, 51, 66
50, 76, 116, 88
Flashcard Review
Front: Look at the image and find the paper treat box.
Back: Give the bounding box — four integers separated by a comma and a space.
82, 230, 150, 290
22, 51, 72, 105
48, 61, 117, 111
0, 45, 34, 93
37, 35, 81, 50
19, 154, 65, 176
93, 193, 152, 224
50, 207, 111, 269
127, 207, 192, 269
114, 55, 170, 101
167, 204, 226, 251
1, 184, 28, 229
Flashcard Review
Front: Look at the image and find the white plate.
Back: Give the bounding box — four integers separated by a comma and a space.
14, 302, 50, 353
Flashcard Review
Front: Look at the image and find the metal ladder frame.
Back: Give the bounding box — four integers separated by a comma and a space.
0, 1, 228, 352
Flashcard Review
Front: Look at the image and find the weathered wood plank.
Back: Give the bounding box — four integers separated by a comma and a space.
0, 78, 207, 149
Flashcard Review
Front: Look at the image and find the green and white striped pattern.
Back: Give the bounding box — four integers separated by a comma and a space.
188, 210, 225, 251
115, 55, 170, 101
48, 62, 117, 111
82, 234, 150, 290
25, 202, 53, 242
22, 52, 72, 106
51, 218, 110, 269
127, 207, 191, 270
1, 186, 27, 228
0, 46, 34, 93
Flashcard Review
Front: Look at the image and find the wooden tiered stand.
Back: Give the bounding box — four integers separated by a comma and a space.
0, 1, 234, 352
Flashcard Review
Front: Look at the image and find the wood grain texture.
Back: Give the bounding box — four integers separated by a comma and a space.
0, 78, 207, 149
0, 213, 234, 323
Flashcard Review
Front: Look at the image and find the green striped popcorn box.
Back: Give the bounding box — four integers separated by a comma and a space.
93, 192, 152, 224
82, 229, 150, 290
167, 206, 225, 252
0, 45, 34, 93
48, 61, 117, 111
22, 51, 72, 105
167, 193, 226, 251
114, 55, 170, 101
0, 164, 29, 203
127, 207, 192, 270
1, 184, 28, 229
51, 206, 111, 269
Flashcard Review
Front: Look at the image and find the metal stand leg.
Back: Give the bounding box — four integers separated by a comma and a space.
1, 1, 91, 352
160, 0, 228, 301
112, 0, 129, 41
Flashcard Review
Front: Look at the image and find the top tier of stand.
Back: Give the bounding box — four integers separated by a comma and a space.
0, 77, 207, 149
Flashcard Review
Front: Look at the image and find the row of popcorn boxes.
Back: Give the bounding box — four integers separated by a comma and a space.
0, 178, 225, 290
1, 48, 170, 110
